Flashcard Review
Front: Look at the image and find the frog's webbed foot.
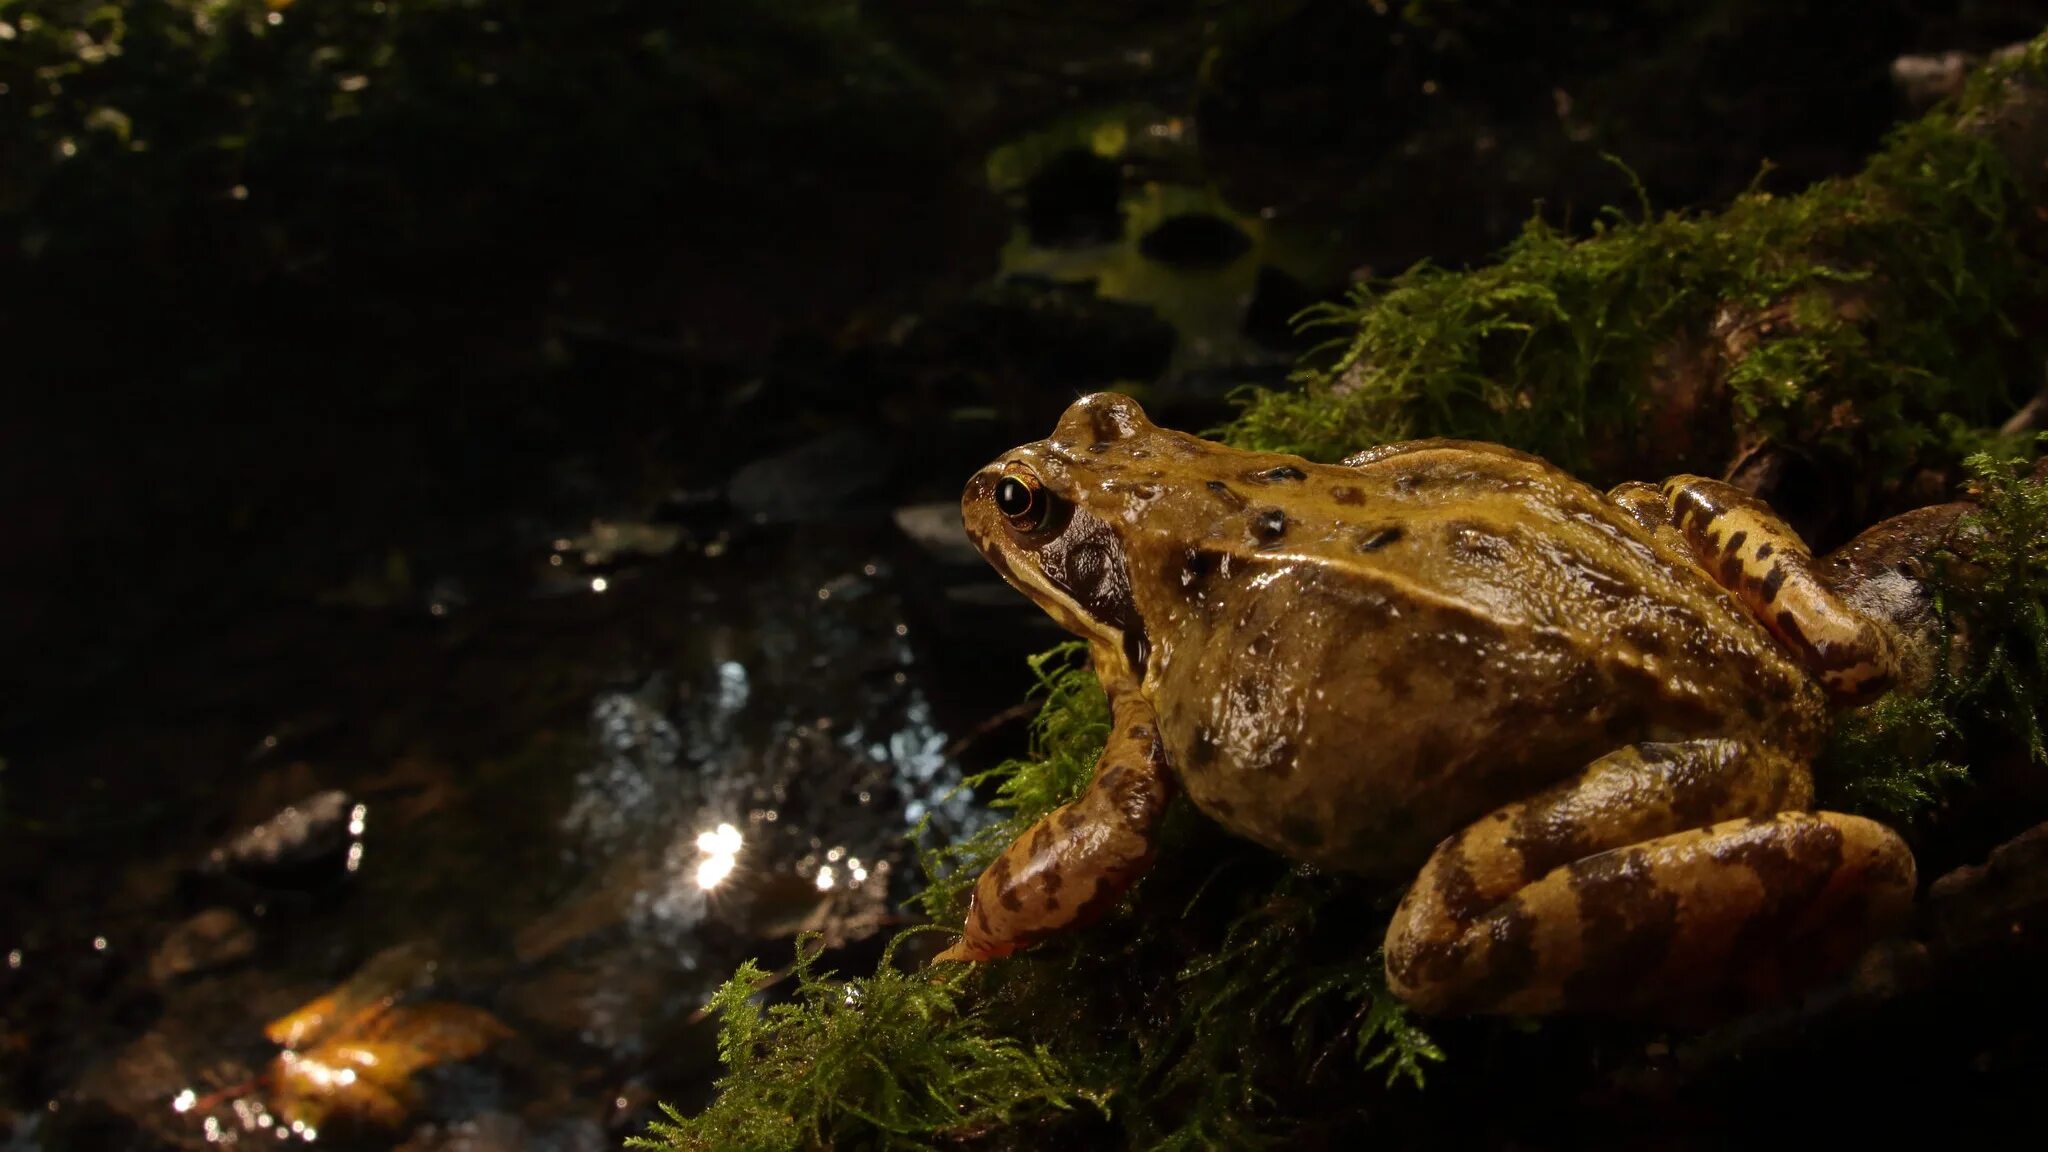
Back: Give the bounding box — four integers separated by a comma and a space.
1384, 739, 1915, 1018
1656, 475, 1899, 702
934, 661, 1175, 965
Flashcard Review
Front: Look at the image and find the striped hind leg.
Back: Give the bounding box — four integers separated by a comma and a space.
1384, 739, 1915, 1018
1659, 475, 1898, 702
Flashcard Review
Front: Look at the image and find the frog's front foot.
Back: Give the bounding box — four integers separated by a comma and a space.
1384, 739, 1916, 1017
936, 663, 1176, 965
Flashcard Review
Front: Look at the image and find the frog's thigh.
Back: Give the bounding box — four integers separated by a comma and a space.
1384, 740, 1912, 1016
935, 688, 1175, 965
1387, 738, 1797, 1002
1659, 474, 1896, 700
1389, 813, 1913, 1017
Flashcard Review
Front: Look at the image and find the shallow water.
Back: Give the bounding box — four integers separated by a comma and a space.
0, 498, 1048, 1149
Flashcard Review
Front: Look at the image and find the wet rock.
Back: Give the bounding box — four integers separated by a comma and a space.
203, 789, 355, 887
1137, 212, 1253, 270
1022, 147, 1125, 248
1892, 49, 1979, 109
727, 427, 895, 525
892, 503, 981, 566
1894, 42, 2032, 112
1926, 818, 2048, 953
149, 909, 256, 987
552, 519, 685, 570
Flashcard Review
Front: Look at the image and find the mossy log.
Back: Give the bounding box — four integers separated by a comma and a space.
640, 38, 2048, 1152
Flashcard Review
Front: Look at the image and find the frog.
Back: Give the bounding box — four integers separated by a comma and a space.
933, 391, 1960, 1018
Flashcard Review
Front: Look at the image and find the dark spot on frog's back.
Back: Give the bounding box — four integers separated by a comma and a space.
1188, 725, 1220, 771
1206, 480, 1248, 511
1248, 464, 1307, 484
1356, 524, 1404, 552
1250, 507, 1288, 545
1177, 547, 1220, 593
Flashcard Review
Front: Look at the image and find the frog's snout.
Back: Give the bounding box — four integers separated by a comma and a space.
960, 465, 1020, 577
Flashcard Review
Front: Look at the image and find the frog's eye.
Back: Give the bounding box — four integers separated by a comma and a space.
995, 470, 1055, 531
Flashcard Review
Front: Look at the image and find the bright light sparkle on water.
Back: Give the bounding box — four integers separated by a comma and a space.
694, 822, 742, 890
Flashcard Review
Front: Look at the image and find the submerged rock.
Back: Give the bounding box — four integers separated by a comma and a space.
892, 503, 981, 566
203, 789, 356, 887
728, 427, 895, 524
149, 908, 257, 987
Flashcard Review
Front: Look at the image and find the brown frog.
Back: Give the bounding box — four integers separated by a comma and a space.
934, 392, 1958, 1017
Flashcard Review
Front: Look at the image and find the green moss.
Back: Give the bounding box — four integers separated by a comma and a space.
629, 932, 1104, 1152
1226, 40, 2048, 488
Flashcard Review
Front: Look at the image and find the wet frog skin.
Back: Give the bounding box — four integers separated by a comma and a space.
937, 392, 1934, 1018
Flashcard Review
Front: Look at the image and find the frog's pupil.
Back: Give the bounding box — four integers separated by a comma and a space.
997, 476, 1036, 519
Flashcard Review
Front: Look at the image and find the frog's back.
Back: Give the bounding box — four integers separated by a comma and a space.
1127, 440, 1821, 879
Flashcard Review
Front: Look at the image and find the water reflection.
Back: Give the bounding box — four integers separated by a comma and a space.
694, 822, 743, 890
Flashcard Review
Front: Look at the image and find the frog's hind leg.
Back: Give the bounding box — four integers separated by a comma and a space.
934, 662, 1175, 965
1658, 475, 1897, 702
1384, 739, 1914, 1017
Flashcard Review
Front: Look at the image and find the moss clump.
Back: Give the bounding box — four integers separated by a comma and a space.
1225, 40, 2048, 490
629, 932, 1104, 1152
1821, 452, 2048, 818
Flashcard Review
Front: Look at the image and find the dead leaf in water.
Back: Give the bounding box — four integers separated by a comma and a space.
262, 947, 509, 1131
269, 1004, 512, 1129
263, 942, 438, 1049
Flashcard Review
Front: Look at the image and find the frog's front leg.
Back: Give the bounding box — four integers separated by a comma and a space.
1658, 475, 1898, 702
1384, 739, 1914, 1017
934, 649, 1175, 964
